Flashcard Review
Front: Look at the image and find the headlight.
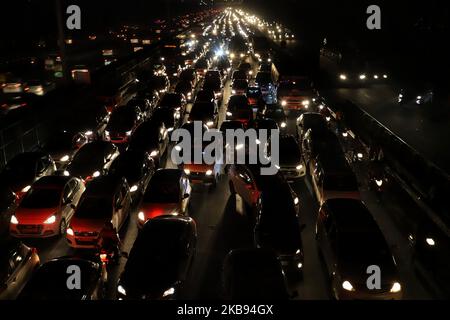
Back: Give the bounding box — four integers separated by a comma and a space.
43, 215, 56, 224
339, 74, 347, 80
85, 130, 93, 136
281, 100, 287, 107
150, 150, 159, 157
249, 70, 253, 75
184, 169, 190, 175
302, 100, 310, 106
173, 73, 178, 77
63, 170, 70, 176
163, 287, 175, 297
375, 179, 383, 187
206, 169, 213, 176
10, 215, 19, 225
342, 280, 355, 291
231, 89, 236, 94
125, 130, 132, 136
130, 185, 139, 193
105, 130, 110, 136
359, 74, 366, 80
117, 285, 127, 296
60, 155, 70, 162
357, 153, 363, 159
226, 111, 232, 116
383, 74, 388, 79
230, 53, 235, 59
373, 75, 379, 79
425, 238, 435, 246
92, 171, 101, 178
296, 164, 303, 170
326, 116, 331, 122
416, 96, 422, 100
399, 94, 403, 98
294, 197, 299, 205
342, 132, 348, 137
138, 211, 145, 221
390, 282, 401, 293
319, 104, 324, 110
67, 228, 74, 236
240, 53, 244, 58
280, 122, 287, 128
21, 185, 31, 193
206, 121, 214, 127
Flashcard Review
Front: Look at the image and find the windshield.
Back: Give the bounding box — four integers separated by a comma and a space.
76, 196, 112, 219
20, 187, 61, 208
144, 180, 179, 203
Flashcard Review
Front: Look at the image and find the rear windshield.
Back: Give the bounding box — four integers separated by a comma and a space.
76, 196, 112, 219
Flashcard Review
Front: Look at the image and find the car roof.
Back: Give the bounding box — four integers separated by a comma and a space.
33, 176, 72, 188
84, 175, 124, 197
152, 168, 183, 181
323, 199, 376, 231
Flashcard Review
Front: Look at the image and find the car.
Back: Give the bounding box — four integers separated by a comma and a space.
217, 57, 231, 76
135, 88, 160, 108
278, 78, 315, 112
301, 129, 343, 165
175, 80, 194, 102
108, 150, 155, 201
0, 240, 40, 300
152, 107, 182, 134
179, 68, 197, 89
315, 199, 402, 300
219, 120, 245, 134
254, 179, 304, 272
0, 152, 56, 197
232, 70, 247, 81
26, 80, 55, 96
127, 97, 154, 119
195, 89, 216, 104
137, 169, 191, 227
297, 112, 329, 140
0, 185, 16, 236
278, 135, 306, 179
203, 70, 223, 99
183, 52, 197, 67
255, 71, 275, 99
128, 119, 169, 167
263, 105, 287, 130
194, 57, 210, 77
10, 176, 85, 238
117, 215, 197, 300
258, 62, 272, 73
309, 152, 360, 205
148, 74, 170, 94
165, 62, 182, 82
66, 176, 132, 249
226, 95, 253, 128
246, 86, 264, 111
188, 101, 219, 128
238, 62, 253, 77
158, 92, 187, 118
0, 93, 32, 114
43, 130, 88, 169
222, 248, 289, 300
65, 141, 119, 182
231, 79, 248, 95
105, 105, 143, 144
18, 257, 106, 300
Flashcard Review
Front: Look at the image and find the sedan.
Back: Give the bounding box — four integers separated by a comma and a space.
137, 169, 191, 227
279, 135, 306, 179
231, 79, 248, 96
0, 240, 40, 300
117, 216, 197, 300
0, 152, 56, 197
175, 80, 194, 102
10, 176, 85, 238
105, 105, 143, 144
18, 257, 106, 300
188, 101, 219, 128
65, 141, 119, 182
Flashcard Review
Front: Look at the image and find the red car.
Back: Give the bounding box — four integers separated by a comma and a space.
137, 169, 191, 227
10, 176, 85, 238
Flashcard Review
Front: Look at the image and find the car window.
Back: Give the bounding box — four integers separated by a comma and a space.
62, 184, 73, 202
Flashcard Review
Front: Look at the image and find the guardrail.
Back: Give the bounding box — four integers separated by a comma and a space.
325, 97, 450, 226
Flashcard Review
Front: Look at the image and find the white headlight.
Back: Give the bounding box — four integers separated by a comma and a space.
67, 228, 74, 236
359, 74, 366, 80
302, 100, 310, 106
138, 211, 145, 221
130, 185, 139, 193
296, 164, 303, 170
342, 132, 348, 137
85, 130, 93, 136
21, 185, 31, 193
92, 171, 101, 178
105, 130, 110, 136
150, 150, 159, 157
60, 155, 70, 162
326, 116, 331, 122
383, 74, 388, 79
226, 111, 232, 116
206, 121, 214, 127
63, 170, 70, 176
43, 215, 56, 224
416, 96, 422, 100
294, 197, 299, 205
184, 169, 190, 175
390, 282, 401, 293
117, 285, 127, 295
10, 215, 19, 225
231, 89, 236, 94
126, 130, 132, 136
426, 238, 435, 246
339, 74, 347, 80
357, 153, 363, 159
163, 287, 175, 297
375, 179, 383, 187
205, 170, 213, 176
281, 100, 287, 107
280, 122, 287, 128
342, 280, 355, 291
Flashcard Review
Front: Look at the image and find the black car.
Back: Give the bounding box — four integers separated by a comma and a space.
232, 70, 247, 81
222, 248, 289, 299
179, 68, 197, 88
117, 216, 197, 300
108, 150, 155, 201
135, 89, 160, 108
203, 70, 223, 98
128, 119, 169, 166
105, 105, 143, 144
195, 89, 215, 104
188, 101, 219, 128
43, 130, 88, 169
152, 107, 181, 134
148, 75, 170, 94
278, 135, 306, 180
231, 79, 248, 96
175, 80, 194, 102
297, 112, 329, 140
0, 240, 40, 300
316, 199, 402, 300
65, 141, 119, 181
158, 92, 187, 117
18, 257, 106, 300
0, 152, 56, 196
264, 105, 287, 130
127, 97, 154, 119
254, 173, 304, 273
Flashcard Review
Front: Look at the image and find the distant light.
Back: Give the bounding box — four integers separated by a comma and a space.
426, 238, 435, 246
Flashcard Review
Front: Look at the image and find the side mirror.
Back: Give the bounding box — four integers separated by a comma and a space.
183, 193, 190, 199
121, 251, 129, 259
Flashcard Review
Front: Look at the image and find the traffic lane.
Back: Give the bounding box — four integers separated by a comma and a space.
325, 85, 450, 174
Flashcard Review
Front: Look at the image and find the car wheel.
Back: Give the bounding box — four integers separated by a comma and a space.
229, 181, 236, 194
59, 218, 67, 235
